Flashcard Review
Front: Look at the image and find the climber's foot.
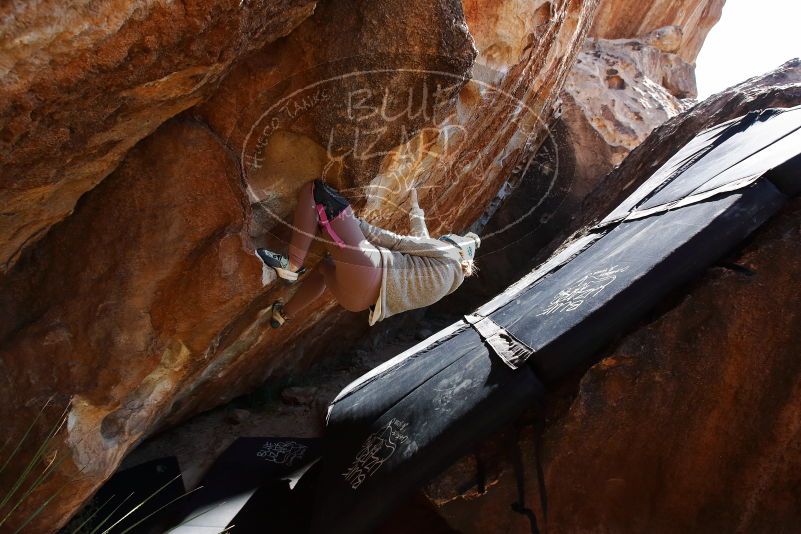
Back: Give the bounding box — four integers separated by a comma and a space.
256, 248, 305, 282
270, 301, 288, 329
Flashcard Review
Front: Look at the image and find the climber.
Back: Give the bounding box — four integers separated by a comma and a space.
256, 179, 480, 328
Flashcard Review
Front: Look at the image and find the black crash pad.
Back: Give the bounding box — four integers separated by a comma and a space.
601, 105, 801, 224
312, 104, 801, 533
493, 180, 784, 381
167, 437, 321, 533
312, 338, 544, 534
61, 457, 184, 534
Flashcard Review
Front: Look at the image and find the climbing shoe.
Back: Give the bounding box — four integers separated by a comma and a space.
270, 301, 288, 329
256, 248, 305, 282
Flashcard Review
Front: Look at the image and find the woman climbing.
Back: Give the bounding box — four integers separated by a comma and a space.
256, 179, 480, 328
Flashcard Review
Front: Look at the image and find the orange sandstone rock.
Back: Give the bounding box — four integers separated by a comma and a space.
590, 0, 725, 62
0, 0, 599, 529
0, 0, 316, 273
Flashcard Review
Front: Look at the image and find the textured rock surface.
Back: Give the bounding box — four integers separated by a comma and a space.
195, 0, 477, 235
167, 0, 481, 426
591, 0, 725, 62
359, 0, 600, 235
536, 197, 801, 533
445, 32, 693, 305
566, 34, 695, 157
0, 118, 265, 530
0, 0, 598, 529
453, 0, 727, 301
425, 60, 801, 533
0, 0, 316, 274
462, 0, 562, 75
558, 32, 694, 203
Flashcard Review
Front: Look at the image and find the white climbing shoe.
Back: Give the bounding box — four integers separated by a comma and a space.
270, 301, 288, 329
256, 248, 305, 282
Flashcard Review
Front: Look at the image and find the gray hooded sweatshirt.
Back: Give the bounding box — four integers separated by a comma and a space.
358, 207, 465, 325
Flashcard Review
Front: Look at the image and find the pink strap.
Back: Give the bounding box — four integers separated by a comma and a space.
316, 203, 346, 248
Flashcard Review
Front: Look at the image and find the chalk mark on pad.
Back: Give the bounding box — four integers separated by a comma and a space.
343, 418, 409, 489
538, 265, 629, 316
256, 440, 308, 466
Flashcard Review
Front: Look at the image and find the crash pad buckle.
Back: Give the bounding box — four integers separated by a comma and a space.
464, 314, 534, 369
466, 314, 500, 338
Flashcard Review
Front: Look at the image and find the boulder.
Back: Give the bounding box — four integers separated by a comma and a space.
425, 60, 801, 533
0, 118, 265, 530
0, 0, 598, 529
194, 0, 477, 233
590, 0, 725, 62
163, 0, 483, 427
556, 32, 696, 220
442, 32, 694, 305
0, 0, 316, 273
196, 0, 599, 236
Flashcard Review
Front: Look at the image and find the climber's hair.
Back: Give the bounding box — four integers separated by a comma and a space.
462, 258, 478, 277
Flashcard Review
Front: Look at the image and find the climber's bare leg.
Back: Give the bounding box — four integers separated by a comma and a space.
282, 183, 381, 316
287, 181, 319, 271
284, 217, 381, 315
283, 262, 330, 318
322, 207, 382, 312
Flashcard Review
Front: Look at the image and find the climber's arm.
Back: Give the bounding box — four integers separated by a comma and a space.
357, 189, 454, 259
358, 189, 430, 249
358, 219, 405, 250
408, 188, 430, 238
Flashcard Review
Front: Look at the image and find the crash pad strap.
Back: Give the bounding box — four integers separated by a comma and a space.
464, 314, 533, 369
